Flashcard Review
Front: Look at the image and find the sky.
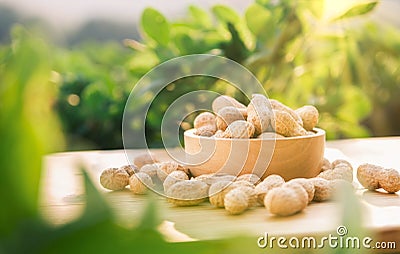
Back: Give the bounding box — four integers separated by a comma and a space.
0, 0, 399, 32
0, 0, 252, 31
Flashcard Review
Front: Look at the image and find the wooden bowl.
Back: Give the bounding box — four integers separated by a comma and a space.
184, 128, 325, 181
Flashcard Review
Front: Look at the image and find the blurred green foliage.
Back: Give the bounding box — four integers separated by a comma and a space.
0, 17, 373, 254
0, 26, 262, 254
0, 1, 396, 149
0, 5, 18, 43
53, 42, 135, 149
0, 25, 63, 237
46, 0, 400, 149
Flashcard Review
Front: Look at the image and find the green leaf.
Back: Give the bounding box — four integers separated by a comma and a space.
136, 195, 161, 231
173, 32, 196, 55
188, 5, 212, 27
336, 182, 370, 245
0, 25, 63, 237
332, 1, 378, 21
128, 50, 159, 73
221, 23, 249, 63
341, 122, 371, 138
306, 0, 324, 19
141, 8, 170, 46
337, 86, 372, 122
255, 0, 268, 5
212, 5, 240, 25
79, 169, 112, 223
245, 4, 272, 36
212, 5, 255, 51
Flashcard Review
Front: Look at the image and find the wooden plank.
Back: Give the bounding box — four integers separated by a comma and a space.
39, 139, 400, 248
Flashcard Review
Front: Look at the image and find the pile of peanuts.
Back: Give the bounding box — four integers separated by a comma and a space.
193, 94, 319, 139
99, 95, 400, 216
99, 153, 400, 217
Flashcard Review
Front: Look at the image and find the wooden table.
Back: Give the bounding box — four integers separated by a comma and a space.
39, 137, 400, 251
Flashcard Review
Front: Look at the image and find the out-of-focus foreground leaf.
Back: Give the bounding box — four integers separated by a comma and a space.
0, 28, 262, 254
0, 25, 63, 239
332, 1, 378, 21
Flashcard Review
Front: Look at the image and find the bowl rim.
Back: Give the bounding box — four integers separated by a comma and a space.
184, 127, 325, 141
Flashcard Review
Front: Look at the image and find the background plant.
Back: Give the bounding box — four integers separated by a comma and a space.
0, 3, 384, 253
0, 27, 261, 254
0, 27, 370, 254
53, 42, 135, 149
49, 0, 400, 149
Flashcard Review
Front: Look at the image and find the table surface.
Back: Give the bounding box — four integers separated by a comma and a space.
39, 137, 400, 247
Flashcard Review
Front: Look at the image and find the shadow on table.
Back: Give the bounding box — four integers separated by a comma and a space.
361, 190, 400, 207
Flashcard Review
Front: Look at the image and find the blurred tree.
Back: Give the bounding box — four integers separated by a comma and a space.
0, 30, 267, 253
53, 42, 135, 149
0, 12, 377, 254
67, 19, 140, 45
48, 0, 400, 148
353, 23, 400, 136
0, 5, 19, 43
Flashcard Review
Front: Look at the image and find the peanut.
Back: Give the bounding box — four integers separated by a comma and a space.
208, 180, 255, 208
357, 163, 383, 190
295, 105, 319, 131
194, 125, 216, 137
318, 168, 352, 183
285, 178, 315, 203
193, 112, 217, 136
255, 174, 285, 205
129, 172, 154, 194
247, 94, 272, 135
156, 161, 179, 182
332, 159, 353, 170
377, 168, 400, 193
139, 163, 158, 179
235, 186, 258, 207
224, 188, 249, 215
176, 164, 190, 175
357, 164, 400, 193
209, 180, 235, 208
320, 158, 332, 172
213, 130, 225, 138
100, 168, 129, 191
270, 99, 303, 126
318, 162, 353, 182
133, 152, 159, 169
163, 170, 189, 192
212, 95, 246, 113
192, 95, 323, 139
236, 174, 261, 185
222, 120, 255, 139
272, 110, 307, 137
264, 183, 308, 216
310, 178, 334, 202
166, 180, 209, 206
196, 173, 236, 186
231, 180, 255, 189
216, 106, 246, 131
194, 112, 216, 129
119, 164, 138, 176
194, 173, 215, 181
